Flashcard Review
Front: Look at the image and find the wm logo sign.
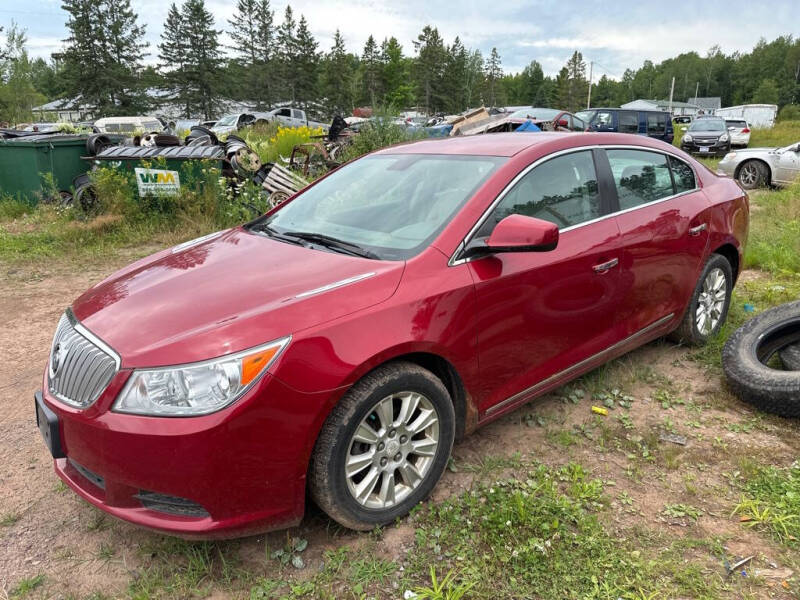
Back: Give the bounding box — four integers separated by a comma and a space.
134, 168, 181, 197
138, 172, 176, 184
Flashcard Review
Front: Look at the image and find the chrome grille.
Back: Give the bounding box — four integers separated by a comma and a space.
48, 311, 119, 409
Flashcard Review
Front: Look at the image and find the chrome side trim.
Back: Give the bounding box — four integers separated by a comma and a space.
448, 144, 700, 267
294, 272, 376, 299
484, 313, 675, 417
67, 308, 122, 371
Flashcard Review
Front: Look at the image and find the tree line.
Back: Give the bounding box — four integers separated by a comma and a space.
0, 0, 799, 123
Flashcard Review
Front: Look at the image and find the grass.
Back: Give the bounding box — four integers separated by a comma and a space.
10, 575, 45, 598
746, 185, 800, 274
733, 461, 800, 546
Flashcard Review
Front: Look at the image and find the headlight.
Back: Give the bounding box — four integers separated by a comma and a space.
114, 337, 290, 416
719, 133, 729, 142
682, 134, 692, 143
723, 152, 736, 160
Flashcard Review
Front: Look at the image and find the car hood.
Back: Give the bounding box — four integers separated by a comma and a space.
72, 228, 404, 368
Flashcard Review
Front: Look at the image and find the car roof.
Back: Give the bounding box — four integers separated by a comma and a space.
374, 131, 679, 158
376, 132, 581, 157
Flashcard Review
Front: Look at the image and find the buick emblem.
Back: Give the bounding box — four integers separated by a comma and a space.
51, 342, 69, 375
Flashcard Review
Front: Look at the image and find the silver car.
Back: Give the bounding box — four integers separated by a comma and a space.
717, 142, 800, 190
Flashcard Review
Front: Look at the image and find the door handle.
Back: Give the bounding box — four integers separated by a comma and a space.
592, 258, 619, 273
689, 223, 707, 236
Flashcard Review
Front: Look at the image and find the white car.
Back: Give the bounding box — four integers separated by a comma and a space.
725, 119, 751, 148
93, 116, 163, 134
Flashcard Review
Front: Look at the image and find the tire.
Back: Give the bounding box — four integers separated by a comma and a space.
780, 342, 800, 371
668, 253, 733, 346
723, 301, 800, 417
737, 160, 769, 190
309, 362, 455, 530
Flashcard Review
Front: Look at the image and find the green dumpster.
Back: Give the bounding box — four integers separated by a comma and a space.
0, 134, 90, 202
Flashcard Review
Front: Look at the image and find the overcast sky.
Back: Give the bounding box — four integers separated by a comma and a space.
3, 0, 799, 80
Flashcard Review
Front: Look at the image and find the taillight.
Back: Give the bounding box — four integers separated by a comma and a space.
741, 128, 750, 133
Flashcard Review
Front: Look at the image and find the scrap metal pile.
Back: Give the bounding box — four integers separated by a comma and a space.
76, 125, 311, 212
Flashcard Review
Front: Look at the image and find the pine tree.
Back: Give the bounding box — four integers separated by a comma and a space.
181, 0, 223, 118
228, 0, 274, 106
361, 35, 380, 107
484, 47, 503, 107
463, 49, 483, 109
380, 37, 413, 109
413, 26, 446, 113
59, 0, 147, 115
323, 30, 353, 114
293, 15, 318, 108
275, 6, 297, 102
443, 37, 467, 112
561, 51, 588, 112
159, 3, 190, 116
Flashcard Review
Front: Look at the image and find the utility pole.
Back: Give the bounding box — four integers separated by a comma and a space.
694, 81, 700, 103
587, 61, 593, 109
668, 76, 675, 114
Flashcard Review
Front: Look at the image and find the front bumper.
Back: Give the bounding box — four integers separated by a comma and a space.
681, 140, 731, 157
36, 371, 342, 539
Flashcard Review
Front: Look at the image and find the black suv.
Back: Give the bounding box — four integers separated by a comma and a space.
680, 116, 731, 157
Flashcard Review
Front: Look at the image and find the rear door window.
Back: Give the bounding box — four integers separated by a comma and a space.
646, 112, 667, 135
606, 149, 675, 210
619, 111, 639, 134
669, 156, 696, 193
478, 150, 602, 233
594, 111, 614, 127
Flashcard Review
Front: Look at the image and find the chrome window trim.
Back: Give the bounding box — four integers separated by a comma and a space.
448, 144, 700, 267
484, 312, 675, 417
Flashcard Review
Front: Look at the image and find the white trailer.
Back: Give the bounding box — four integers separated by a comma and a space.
715, 104, 778, 128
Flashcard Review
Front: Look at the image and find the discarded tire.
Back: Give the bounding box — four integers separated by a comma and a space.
185, 125, 218, 147
86, 134, 112, 156
722, 300, 800, 417
72, 174, 98, 213
780, 343, 800, 371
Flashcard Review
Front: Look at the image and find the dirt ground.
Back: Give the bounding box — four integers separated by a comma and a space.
1, 259, 798, 599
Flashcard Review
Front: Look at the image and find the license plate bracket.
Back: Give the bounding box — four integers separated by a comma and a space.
35, 391, 65, 459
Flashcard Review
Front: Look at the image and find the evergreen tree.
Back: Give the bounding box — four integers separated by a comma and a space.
361, 35, 380, 106
181, 0, 223, 118
59, 0, 147, 115
322, 30, 353, 114
275, 6, 297, 102
556, 51, 588, 112
484, 47, 503, 106
228, 0, 274, 106
443, 37, 467, 112
159, 3, 190, 116
413, 26, 446, 113
293, 15, 318, 108
380, 37, 413, 109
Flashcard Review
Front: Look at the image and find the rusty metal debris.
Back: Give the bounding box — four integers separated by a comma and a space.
253, 163, 308, 208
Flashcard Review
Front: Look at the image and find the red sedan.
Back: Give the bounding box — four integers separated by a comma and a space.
35, 132, 749, 538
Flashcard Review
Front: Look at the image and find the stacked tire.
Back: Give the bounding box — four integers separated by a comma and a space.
722, 301, 800, 417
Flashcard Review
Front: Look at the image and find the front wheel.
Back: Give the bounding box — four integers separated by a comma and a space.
309, 362, 455, 530
669, 253, 733, 346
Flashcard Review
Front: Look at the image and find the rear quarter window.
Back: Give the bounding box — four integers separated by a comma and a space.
669, 156, 696, 193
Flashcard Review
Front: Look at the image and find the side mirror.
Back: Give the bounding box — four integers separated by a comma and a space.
681, 126, 688, 132
484, 214, 559, 253
557, 119, 569, 128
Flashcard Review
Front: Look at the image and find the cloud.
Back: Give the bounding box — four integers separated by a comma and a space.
11, 0, 800, 78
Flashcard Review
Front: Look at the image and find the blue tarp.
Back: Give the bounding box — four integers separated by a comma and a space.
424, 123, 453, 137
515, 119, 541, 132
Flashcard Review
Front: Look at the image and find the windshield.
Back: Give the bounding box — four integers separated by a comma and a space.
574, 110, 595, 122
689, 119, 725, 132
215, 114, 238, 126
256, 154, 506, 260
510, 107, 560, 121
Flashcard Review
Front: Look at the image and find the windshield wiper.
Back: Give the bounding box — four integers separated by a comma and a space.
253, 223, 307, 247
281, 231, 380, 259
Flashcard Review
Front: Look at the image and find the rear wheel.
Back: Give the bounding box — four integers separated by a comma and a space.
737, 160, 768, 190
669, 254, 733, 346
309, 362, 455, 530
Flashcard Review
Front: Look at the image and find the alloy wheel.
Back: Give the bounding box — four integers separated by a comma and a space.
739, 163, 758, 187
696, 267, 727, 336
345, 391, 440, 509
